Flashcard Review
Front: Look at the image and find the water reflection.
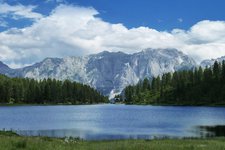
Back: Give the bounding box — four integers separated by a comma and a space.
16, 129, 157, 140
17, 126, 225, 140
196, 125, 225, 137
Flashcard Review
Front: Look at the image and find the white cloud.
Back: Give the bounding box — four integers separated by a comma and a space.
178, 18, 183, 23
0, 4, 225, 68
0, 3, 43, 20
44, 0, 67, 3
188, 20, 225, 43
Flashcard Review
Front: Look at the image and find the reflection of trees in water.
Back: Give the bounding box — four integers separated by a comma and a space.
196, 125, 225, 137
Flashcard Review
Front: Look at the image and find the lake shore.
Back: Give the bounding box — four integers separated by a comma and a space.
0, 102, 108, 106
1, 131, 225, 150
2, 102, 225, 107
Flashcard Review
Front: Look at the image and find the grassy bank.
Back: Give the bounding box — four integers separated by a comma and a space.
1, 131, 225, 150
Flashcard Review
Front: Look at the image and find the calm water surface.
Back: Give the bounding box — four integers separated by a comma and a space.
0, 104, 225, 140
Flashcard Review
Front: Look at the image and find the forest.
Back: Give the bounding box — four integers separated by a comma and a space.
123, 61, 225, 105
0, 75, 107, 104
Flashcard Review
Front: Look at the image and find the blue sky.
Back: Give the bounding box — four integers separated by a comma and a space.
73, 0, 225, 30
1, 0, 225, 31
0, 0, 225, 68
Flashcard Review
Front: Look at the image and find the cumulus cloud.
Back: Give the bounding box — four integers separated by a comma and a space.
0, 4, 225, 68
0, 3, 43, 20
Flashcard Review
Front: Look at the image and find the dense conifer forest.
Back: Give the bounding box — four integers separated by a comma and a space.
123, 61, 225, 105
0, 75, 107, 104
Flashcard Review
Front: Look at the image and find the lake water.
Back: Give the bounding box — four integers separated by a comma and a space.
0, 104, 225, 140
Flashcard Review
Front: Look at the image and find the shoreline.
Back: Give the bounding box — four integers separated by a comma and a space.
0, 102, 108, 106
2, 102, 225, 108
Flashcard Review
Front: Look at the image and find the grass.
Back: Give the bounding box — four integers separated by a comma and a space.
1, 131, 225, 150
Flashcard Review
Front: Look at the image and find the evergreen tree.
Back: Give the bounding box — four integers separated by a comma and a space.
123, 61, 225, 106
0, 74, 106, 104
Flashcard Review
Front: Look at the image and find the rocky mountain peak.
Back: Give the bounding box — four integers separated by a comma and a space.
1, 49, 197, 98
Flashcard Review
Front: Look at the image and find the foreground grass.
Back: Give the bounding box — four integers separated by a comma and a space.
1, 131, 225, 150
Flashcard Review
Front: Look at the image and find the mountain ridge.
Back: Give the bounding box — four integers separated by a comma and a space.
200, 56, 225, 68
0, 61, 11, 73
0, 48, 197, 98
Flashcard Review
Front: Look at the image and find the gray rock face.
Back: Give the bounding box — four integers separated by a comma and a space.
0, 61, 11, 74
1, 48, 196, 98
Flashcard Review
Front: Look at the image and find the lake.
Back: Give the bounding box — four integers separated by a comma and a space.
0, 104, 225, 140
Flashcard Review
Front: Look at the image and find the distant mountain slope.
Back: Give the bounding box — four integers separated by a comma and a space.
0, 61, 11, 74
1, 49, 196, 98
200, 56, 225, 68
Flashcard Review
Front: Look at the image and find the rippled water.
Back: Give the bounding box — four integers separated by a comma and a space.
1, 104, 225, 140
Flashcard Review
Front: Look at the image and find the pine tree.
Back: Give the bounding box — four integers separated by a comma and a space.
123, 61, 225, 105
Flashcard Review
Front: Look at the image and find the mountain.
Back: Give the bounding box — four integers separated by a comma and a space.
200, 56, 225, 68
1, 48, 196, 98
0, 61, 11, 74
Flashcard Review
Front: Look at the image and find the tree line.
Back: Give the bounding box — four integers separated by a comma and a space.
123, 61, 225, 105
0, 75, 107, 104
